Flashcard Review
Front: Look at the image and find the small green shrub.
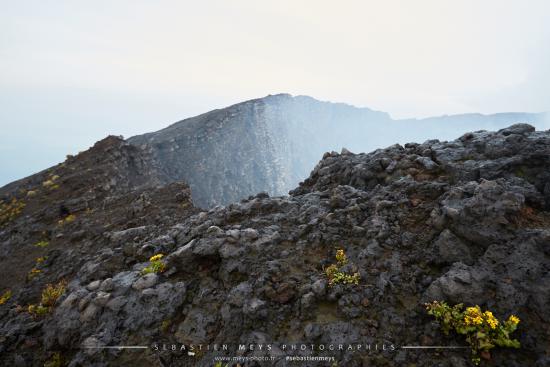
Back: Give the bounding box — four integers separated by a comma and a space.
142, 254, 166, 275
41, 280, 67, 307
58, 214, 76, 226
0, 289, 12, 305
27, 256, 48, 281
324, 249, 360, 286
27, 303, 50, 317
35, 240, 50, 248
27, 280, 67, 317
42, 174, 60, 190
0, 198, 25, 226
425, 301, 520, 365
27, 268, 42, 281
44, 352, 63, 367
160, 319, 171, 332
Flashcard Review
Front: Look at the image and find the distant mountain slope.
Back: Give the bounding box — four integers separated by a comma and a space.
128, 94, 547, 207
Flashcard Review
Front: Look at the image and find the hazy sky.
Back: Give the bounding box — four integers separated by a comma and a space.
1, 0, 549, 185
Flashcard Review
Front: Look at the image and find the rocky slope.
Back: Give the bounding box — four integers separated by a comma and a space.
128, 94, 547, 208
0, 136, 195, 293
0, 124, 549, 366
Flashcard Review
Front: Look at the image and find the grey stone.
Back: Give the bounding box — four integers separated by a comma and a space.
132, 273, 158, 290
228, 282, 252, 307
434, 229, 473, 265
92, 291, 111, 307
105, 296, 127, 312
175, 309, 217, 344
415, 156, 439, 170
112, 271, 140, 293
241, 228, 259, 240
498, 123, 535, 136
80, 303, 100, 323
206, 225, 224, 236
300, 292, 316, 310
100, 278, 114, 292
311, 279, 327, 296
86, 280, 101, 291
243, 298, 266, 317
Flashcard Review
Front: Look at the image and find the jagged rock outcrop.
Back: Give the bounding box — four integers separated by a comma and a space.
128, 94, 547, 208
1, 124, 549, 366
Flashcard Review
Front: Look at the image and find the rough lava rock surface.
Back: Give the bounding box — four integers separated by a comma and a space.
0, 124, 549, 366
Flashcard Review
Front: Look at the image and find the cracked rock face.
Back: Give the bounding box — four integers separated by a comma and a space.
0, 124, 549, 366
127, 94, 546, 208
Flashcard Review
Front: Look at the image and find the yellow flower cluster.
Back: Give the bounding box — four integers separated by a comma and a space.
464, 307, 499, 329
0, 289, 12, 305
508, 315, 520, 325
464, 306, 483, 326
142, 253, 166, 275
335, 249, 347, 265
27, 268, 43, 281
484, 310, 499, 329
41, 281, 67, 307
150, 254, 164, 262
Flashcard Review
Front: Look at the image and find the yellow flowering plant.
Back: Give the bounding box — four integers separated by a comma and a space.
425, 301, 520, 365
27, 280, 67, 317
324, 249, 360, 286
27, 268, 43, 281
34, 240, 49, 248
142, 253, 166, 275
57, 214, 76, 226
0, 289, 12, 305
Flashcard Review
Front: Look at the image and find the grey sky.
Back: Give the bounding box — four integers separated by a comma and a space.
1, 0, 549, 185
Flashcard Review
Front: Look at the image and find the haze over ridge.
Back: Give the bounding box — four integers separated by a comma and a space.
2, 1, 549, 185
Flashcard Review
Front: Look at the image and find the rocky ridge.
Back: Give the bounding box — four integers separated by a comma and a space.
127, 94, 547, 208
0, 124, 549, 366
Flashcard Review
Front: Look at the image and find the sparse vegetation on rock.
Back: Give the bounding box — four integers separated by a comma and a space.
425, 301, 521, 365
57, 214, 76, 226
34, 240, 49, 248
44, 352, 63, 367
324, 249, 360, 286
27, 280, 67, 317
27, 268, 42, 281
0, 197, 25, 226
141, 253, 166, 275
42, 174, 60, 190
0, 289, 12, 305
